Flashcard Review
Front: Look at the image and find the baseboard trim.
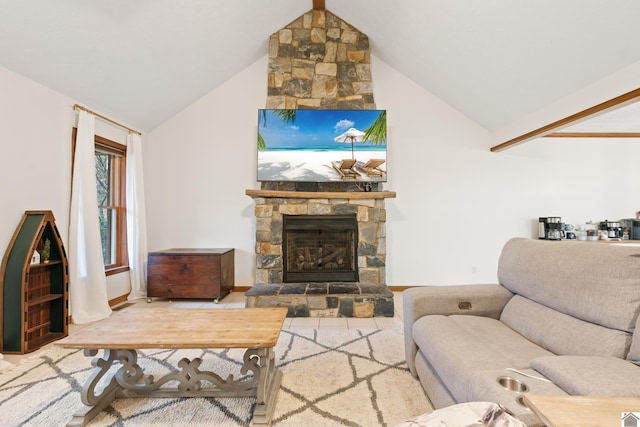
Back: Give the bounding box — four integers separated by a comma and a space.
389, 286, 415, 292
109, 293, 130, 307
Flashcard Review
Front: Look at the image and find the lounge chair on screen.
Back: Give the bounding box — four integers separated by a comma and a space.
332, 159, 360, 178
356, 159, 386, 176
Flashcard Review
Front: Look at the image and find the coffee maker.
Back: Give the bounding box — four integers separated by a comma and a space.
539, 217, 563, 240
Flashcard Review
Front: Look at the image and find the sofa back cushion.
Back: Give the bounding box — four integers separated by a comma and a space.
497, 238, 640, 333
501, 295, 632, 357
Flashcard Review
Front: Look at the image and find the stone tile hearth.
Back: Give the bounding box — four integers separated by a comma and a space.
245, 282, 394, 318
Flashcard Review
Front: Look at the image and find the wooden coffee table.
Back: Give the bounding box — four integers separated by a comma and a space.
55, 307, 287, 426
523, 394, 640, 427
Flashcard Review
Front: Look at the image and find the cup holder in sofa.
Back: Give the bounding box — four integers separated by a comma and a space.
496, 376, 529, 393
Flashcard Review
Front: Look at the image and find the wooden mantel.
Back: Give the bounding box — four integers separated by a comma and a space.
246, 189, 396, 199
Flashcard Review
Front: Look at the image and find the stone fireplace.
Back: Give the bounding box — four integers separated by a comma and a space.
245, 188, 396, 317
244, 8, 396, 317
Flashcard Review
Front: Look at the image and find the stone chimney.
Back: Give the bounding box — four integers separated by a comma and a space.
266, 10, 375, 111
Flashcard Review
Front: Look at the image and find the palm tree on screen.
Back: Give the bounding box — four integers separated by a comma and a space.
258, 109, 297, 150
363, 110, 386, 144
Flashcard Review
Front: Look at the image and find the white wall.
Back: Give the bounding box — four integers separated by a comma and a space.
144, 58, 267, 286
0, 65, 130, 300
373, 57, 640, 284
0, 65, 74, 254
145, 55, 640, 287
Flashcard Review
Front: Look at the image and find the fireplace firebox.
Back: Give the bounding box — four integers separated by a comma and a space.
282, 214, 358, 283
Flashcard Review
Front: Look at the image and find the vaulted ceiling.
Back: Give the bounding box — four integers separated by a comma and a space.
1, 1, 639, 133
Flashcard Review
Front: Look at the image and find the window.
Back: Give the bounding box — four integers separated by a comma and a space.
72, 129, 128, 275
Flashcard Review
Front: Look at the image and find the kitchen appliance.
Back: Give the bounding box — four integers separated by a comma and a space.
545, 217, 563, 240
620, 219, 634, 240
600, 220, 623, 239
547, 224, 565, 240
620, 218, 640, 240
538, 217, 547, 239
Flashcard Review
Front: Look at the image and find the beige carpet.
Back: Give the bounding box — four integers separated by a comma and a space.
0, 328, 432, 426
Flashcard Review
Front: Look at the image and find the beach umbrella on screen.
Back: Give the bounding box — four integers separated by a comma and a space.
334, 127, 365, 159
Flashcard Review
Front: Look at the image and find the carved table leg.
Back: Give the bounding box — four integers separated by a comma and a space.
247, 347, 282, 426
67, 349, 138, 426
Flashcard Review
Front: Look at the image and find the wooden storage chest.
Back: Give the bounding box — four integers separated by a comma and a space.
147, 248, 234, 302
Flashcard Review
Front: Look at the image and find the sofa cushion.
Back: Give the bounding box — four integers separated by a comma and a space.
403, 284, 514, 377
413, 315, 553, 402
413, 315, 513, 402
497, 238, 640, 333
449, 315, 554, 368
531, 356, 640, 396
501, 295, 632, 357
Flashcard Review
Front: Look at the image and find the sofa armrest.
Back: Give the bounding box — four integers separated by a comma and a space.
403, 284, 513, 376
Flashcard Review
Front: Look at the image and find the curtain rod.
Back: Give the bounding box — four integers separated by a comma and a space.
73, 104, 142, 135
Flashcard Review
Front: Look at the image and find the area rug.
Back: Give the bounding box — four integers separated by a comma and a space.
0, 328, 432, 426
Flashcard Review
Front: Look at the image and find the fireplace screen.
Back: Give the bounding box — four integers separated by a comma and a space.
282, 214, 358, 283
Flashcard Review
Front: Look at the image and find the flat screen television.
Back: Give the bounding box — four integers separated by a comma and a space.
257, 109, 387, 182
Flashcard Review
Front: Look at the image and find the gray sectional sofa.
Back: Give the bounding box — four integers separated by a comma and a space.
403, 237, 640, 426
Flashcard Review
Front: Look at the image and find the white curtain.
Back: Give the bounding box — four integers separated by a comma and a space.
126, 132, 148, 300
69, 110, 112, 324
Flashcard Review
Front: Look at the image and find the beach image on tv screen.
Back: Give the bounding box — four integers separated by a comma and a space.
257, 109, 387, 182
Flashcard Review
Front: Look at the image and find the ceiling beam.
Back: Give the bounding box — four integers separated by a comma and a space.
545, 132, 640, 138
490, 87, 640, 152
313, 0, 325, 10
